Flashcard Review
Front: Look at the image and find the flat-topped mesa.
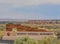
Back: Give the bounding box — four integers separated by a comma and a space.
6, 23, 49, 32
27, 20, 60, 24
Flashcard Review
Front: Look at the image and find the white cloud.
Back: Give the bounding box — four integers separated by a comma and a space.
0, 0, 59, 19
0, 5, 11, 14
0, 12, 45, 19
0, 0, 60, 7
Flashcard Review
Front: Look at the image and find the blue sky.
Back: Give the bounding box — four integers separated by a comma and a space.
0, 0, 60, 20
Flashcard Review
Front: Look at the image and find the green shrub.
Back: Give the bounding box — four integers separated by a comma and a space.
14, 37, 38, 44
14, 37, 60, 44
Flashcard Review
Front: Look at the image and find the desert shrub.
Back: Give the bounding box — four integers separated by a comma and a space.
14, 36, 60, 44
0, 31, 4, 39
38, 36, 60, 44
14, 37, 38, 44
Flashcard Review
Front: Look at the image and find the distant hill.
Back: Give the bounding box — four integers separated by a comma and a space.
0, 19, 60, 24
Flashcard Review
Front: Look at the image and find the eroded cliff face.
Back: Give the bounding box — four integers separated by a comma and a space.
6, 23, 49, 32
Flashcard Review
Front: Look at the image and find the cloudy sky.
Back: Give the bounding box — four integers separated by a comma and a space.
0, 0, 60, 20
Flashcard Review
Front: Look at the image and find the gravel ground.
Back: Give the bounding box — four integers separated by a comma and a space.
0, 39, 14, 44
